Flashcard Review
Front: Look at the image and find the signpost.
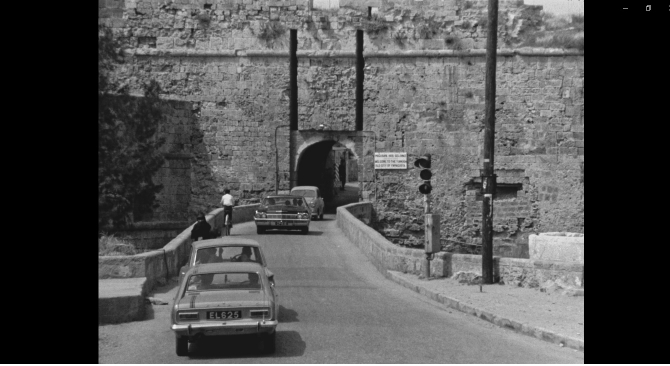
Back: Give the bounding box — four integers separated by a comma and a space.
374, 152, 407, 169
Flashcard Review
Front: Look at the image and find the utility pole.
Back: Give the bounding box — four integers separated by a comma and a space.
481, 0, 499, 284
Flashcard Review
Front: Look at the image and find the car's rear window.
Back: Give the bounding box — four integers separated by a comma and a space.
291, 189, 316, 198
195, 246, 263, 265
263, 197, 305, 207
186, 272, 262, 292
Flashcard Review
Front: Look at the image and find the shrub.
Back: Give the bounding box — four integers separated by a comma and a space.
393, 30, 408, 45
361, 14, 388, 35
463, 0, 474, 10
98, 234, 139, 256
415, 20, 441, 39
257, 21, 286, 41
99, 25, 165, 230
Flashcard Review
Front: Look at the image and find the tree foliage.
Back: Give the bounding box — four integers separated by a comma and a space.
98, 25, 165, 230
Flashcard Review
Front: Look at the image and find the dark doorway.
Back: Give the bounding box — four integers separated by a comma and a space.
296, 140, 337, 201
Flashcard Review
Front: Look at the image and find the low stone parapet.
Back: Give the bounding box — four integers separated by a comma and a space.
337, 202, 584, 289
529, 233, 584, 264
98, 204, 260, 290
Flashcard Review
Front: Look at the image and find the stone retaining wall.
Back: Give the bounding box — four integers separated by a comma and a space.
337, 201, 584, 288
98, 204, 260, 291
106, 221, 191, 250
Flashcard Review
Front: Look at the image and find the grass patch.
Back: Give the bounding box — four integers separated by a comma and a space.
99, 234, 139, 256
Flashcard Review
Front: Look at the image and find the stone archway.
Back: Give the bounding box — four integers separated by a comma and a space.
291, 131, 374, 201
293, 132, 362, 201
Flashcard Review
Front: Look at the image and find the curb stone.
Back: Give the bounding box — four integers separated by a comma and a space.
385, 270, 584, 352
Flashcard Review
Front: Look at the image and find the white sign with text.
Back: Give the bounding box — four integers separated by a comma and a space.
374, 152, 407, 169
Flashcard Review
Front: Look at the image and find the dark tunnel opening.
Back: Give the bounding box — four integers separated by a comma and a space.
296, 141, 337, 200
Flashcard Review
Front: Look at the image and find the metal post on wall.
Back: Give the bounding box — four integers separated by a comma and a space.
356, 29, 364, 132
275, 124, 291, 194
289, 29, 298, 132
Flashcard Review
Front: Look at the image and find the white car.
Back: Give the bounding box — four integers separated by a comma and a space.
290, 186, 325, 220
171, 262, 279, 355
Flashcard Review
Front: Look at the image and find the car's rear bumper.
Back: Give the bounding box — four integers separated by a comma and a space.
255, 219, 309, 227
172, 320, 278, 338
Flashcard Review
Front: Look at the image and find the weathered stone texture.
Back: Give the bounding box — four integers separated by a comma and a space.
101, 0, 583, 257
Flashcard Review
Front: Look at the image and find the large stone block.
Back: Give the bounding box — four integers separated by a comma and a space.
98, 278, 147, 324
529, 233, 584, 263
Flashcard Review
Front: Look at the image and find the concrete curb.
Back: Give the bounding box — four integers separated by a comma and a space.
384, 271, 584, 352
99, 277, 148, 325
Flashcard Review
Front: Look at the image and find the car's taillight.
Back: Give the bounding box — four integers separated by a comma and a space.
178, 312, 199, 320
250, 309, 270, 318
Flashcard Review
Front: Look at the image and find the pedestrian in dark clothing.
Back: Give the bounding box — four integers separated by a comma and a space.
339, 159, 346, 190
191, 215, 212, 241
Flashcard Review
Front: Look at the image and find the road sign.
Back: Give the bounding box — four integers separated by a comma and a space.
374, 152, 407, 169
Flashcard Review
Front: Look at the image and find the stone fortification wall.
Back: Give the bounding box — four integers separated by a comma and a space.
100, 0, 583, 256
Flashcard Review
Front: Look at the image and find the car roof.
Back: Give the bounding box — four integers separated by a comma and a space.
264, 195, 303, 199
186, 262, 265, 275
192, 237, 260, 250
291, 186, 318, 190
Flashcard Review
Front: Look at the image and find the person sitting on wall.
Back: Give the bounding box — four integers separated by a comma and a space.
191, 215, 212, 241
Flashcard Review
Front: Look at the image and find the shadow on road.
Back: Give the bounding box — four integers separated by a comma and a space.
324, 182, 360, 214
186, 330, 306, 359
278, 305, 299, 323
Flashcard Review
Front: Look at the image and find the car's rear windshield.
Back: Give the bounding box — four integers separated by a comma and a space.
194, 246, 263, 266
291, 189, 316, 198
186, 272, 262, 292
263, 197, 305, 207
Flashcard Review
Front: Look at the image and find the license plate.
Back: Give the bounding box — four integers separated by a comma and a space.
207, 311, 241, 320
274, 221, 291, 226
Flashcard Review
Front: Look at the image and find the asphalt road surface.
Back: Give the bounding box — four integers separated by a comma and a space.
99, 210, 584, 363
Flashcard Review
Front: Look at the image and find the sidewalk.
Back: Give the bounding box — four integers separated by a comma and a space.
386, 271, 584, 351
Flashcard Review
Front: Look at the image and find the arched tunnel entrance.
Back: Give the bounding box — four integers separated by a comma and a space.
296, 140, 359, 209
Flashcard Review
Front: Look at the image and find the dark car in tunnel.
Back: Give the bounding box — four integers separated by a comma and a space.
254, 195, 311, 235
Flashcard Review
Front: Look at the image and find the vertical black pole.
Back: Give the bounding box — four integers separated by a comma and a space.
356, 29, 364, 131
290, 29, 298, 131
481, 0, 498, 285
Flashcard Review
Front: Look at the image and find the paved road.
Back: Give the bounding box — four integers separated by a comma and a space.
99, 209, 584, 363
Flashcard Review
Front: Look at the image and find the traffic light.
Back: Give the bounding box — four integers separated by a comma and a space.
414, 154, 432, 194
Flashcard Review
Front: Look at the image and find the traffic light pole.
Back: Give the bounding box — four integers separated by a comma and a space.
414, 154, 438, 280
481, 0, 499, 285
